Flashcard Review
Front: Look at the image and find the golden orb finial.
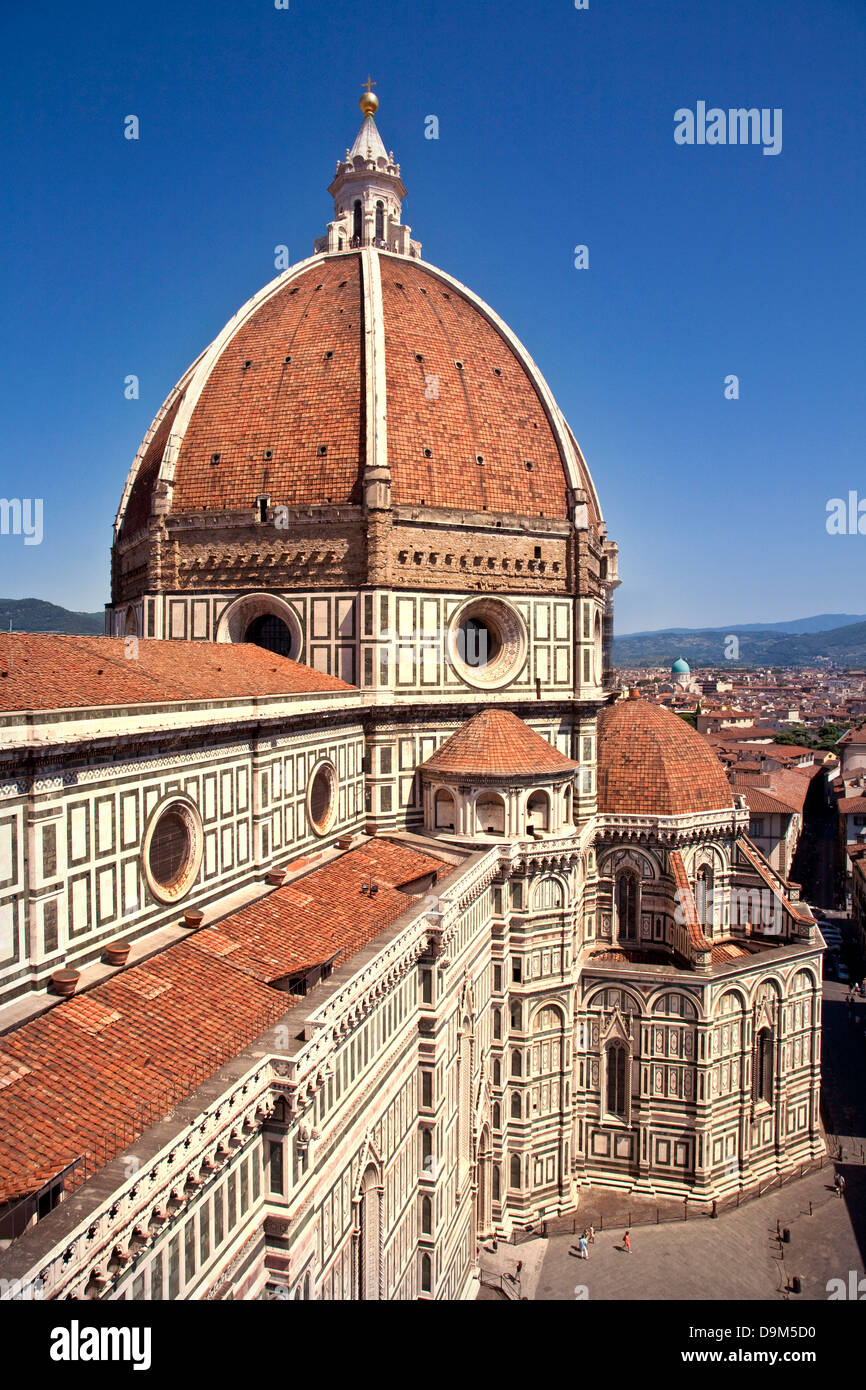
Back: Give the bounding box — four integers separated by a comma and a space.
360, 76, 378, 117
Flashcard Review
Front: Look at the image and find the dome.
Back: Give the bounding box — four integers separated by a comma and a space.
597, 695, 734, 816
671, 657, 690, 675
421, 709, 578, 780
116, 250, 602, 539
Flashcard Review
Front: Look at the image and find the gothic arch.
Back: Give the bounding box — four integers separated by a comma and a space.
352, 1142, 384, 1301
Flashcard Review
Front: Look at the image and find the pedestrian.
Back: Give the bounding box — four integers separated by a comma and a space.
588, 1224, 596, 1245
839, 1174, 847, 1199
578, 1235, 588, 1260
623, 1230, 632, 1254
834, 1171, 841, 1195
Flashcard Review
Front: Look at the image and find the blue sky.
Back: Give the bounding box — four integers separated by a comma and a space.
1, 0, 863, 632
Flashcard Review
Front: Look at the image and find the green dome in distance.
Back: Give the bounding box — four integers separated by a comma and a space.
671, 657, 691, 674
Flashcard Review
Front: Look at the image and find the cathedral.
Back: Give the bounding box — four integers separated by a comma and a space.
0, 89, 824, 1302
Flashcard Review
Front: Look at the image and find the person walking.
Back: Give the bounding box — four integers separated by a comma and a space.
587, 1224, 596, 1245
838, 1174, 847, 1199
623, 1230, 632, 1254
578, 1235, 588, 1260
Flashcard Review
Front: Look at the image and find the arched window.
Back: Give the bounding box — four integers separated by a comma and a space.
375, 200, 385, 240
509, 1154, 521, 1189
755, 1027, 773, 1105
492, 1166, 501, 1200
458, 1020, 472, 1180
493, 1008, 502, 1040
510, 1091, 521, 1119
493, 1059, 501, 1087
511, 1048, 522, 1077
353, 199, 362, 242
476, 793, 506, 836
358, 1165, 382, 1300
695, 864, 714, 929
615, 870, 639, 940
420, 1252, 432, 1294
492, 1101, 501, 1130
434, 788, 456, 830
510, 1001, 522, 1031
421, 1129, 433, 1174
420, 1195, 432, 1235
526, 790, 550, 832
606, 1041, 628, 1117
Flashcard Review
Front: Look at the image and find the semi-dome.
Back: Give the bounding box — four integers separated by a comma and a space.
597, 694, 734, 817
114, 98, 602, 546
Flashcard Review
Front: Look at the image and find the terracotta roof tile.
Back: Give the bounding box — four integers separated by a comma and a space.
597, 696, 734, 816
0, 635, 352, 713
0, 839, 451, 1202
422, 709, 578, 778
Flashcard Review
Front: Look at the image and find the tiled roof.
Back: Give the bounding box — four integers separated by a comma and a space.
734, 784, 796, 816
669, 850, 712, 955
736, 837, 813, 924
840, 796, 866, 814
421, 709, 578, 778
597, 696, 734, 816
117, 252, 600, 529
0, 839, 451, 1202
0, 635, 352, 712
187, 839, 450, 984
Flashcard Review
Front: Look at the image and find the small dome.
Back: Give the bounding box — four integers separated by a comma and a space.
422, 709, 578, 779
671, 657, 690, 675
597, 697, 734, 816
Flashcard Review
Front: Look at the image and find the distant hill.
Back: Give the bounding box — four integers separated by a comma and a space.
615, 619, 866, 669
0, 598, 104, 636
621, 613, 866, 638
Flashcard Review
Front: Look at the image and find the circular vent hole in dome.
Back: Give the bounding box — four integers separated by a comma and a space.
455, 360, 464, 370
476, 455, 485, 465
415, 352, 424, 362
317, 445, 328, 457
525, 460, 534, 471
493, 367, 502, 377
210, 453, 221, 465
284, 355, 292, 364
423, 448, 433, 459
324, 350, 334, 359
242, 360, 252, 370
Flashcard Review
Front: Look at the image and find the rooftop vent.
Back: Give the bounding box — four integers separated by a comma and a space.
210, 453, 221, 465
317, 445, 328, 457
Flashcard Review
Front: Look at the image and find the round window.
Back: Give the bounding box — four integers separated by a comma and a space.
447, 598, 527, 691
142, 798, 203, 904
307, 761, 338, 837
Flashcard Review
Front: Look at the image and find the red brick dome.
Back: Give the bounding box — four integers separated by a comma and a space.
597, 695, 734, 816
423, 709, 578, 779
116, 251, 602, 540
